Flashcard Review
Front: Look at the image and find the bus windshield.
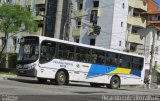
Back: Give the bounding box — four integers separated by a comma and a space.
17, 37, 39, 63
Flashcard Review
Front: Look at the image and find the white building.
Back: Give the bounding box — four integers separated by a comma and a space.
69, 0, 147, 53
69, 0, 128, 51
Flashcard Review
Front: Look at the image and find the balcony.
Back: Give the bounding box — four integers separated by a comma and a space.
129, 50, 144, 55
74, 10, 83, 17
33, 12, 44, 21
128, 0, 147, 11
127, 33, 144, 44
128, 16, 146, 28
73, 28, 81, 37
35, 0, 45, 5
147, 21, 160, 26
26, 0, 45, 5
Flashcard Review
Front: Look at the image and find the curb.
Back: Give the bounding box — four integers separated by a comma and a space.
0, 74, 17, 80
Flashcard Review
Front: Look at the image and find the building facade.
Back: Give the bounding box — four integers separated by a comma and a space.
69, 0, 147, 52
126, 0, 147, 54
141, 0, 160, 70
0, 0, 70, 53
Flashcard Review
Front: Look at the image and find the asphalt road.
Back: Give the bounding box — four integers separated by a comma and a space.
0, 78, 160, 101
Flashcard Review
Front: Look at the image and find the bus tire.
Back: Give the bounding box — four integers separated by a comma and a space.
38, 78, 47, 84
55, 71, 66, 85
90, 83, 103, 87
109, 76, 120, 89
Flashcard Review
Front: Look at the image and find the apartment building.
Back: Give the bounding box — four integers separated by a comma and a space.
69, 0, 147, 52
0, 0, 70, 53
141, 0, 160, 70
127, 0, 147, 54
16, 0, 69, 39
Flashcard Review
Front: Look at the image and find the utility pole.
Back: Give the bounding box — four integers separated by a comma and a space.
149, 28, 155, 88
63, 0, 71, 40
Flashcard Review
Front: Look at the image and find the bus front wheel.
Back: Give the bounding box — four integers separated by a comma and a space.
108, 76, 120, 89
55, 71, 66, 85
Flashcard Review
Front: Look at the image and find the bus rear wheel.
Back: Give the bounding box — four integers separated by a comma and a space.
38, 78, 47, 84
108, 76, 120, 89
55, 71, 66, 85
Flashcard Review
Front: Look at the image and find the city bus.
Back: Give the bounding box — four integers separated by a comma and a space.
17, 36, 145, 89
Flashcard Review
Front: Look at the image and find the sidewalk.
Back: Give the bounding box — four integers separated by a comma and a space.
0, 73, 17, 80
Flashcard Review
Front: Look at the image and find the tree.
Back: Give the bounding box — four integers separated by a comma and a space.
0, 3, 38, 60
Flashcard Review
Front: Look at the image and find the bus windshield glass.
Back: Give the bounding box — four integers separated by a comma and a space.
17, 37, 39, 63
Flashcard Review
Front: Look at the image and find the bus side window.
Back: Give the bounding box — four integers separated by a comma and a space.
132, 57, 143, 70
106, 52, 118, 66
97, 51, 105, 65
119, 55, 131, 68
91, 50, 97, 63
84, 50, 90, 63
40, 41, 56, 64
58, 43, 75, 60
75, 47, 91, 63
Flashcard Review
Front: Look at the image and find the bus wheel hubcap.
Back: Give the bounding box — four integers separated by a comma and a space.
113, 80, 118, 85
59, 74, 64, 82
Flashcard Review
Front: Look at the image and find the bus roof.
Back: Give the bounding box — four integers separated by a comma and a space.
26, 35, 145, 58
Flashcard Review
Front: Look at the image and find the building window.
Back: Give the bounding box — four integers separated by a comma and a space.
155, 47, 159, 54
75, 38, 79, 43
131, 27, 141, 34
93, 1, 99, 8
78, 3, 83, 10
157, 31, 160, 40
122, 3, 125, 8
158, 16, 160, 20
121, 22, 123, 27
130, 43, 137, 51
77, 0, 83, 10
90, 10, 98, 24
133, 9, 141, 17
90, 38, 95, 46
6, 0, 11, 3
119, 41, 121, 46
76, 18, 81, 28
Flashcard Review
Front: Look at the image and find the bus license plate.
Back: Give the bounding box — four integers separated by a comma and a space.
19, 71, 24, 73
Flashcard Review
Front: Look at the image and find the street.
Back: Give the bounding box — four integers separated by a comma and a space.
0, 78, 160, 101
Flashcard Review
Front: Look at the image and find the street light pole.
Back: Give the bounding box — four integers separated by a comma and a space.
149, 28, 156, 88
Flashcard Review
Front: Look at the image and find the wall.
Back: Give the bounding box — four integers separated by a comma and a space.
79, 0, 93, 45
110, 0, 128, 51
145, 0, 159, 11
95, 0, 115, 48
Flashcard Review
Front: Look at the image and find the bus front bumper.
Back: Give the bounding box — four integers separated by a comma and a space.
17, 68, 37, 77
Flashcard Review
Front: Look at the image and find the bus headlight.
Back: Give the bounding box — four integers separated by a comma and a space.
17, 65, 22, 69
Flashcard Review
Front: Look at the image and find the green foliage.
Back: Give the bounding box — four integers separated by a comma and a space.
0, 3, 38, 34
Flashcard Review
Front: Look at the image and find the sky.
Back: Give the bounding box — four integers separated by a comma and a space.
155, 0, 160, 10
155, 0, 160, 4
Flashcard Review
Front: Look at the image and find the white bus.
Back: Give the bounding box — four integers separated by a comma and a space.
17, 36, 145, 89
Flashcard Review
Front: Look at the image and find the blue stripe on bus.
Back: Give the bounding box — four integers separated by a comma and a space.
87, 64, 141, 78
87, 64, 116, 78
130, 69, 141, 77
